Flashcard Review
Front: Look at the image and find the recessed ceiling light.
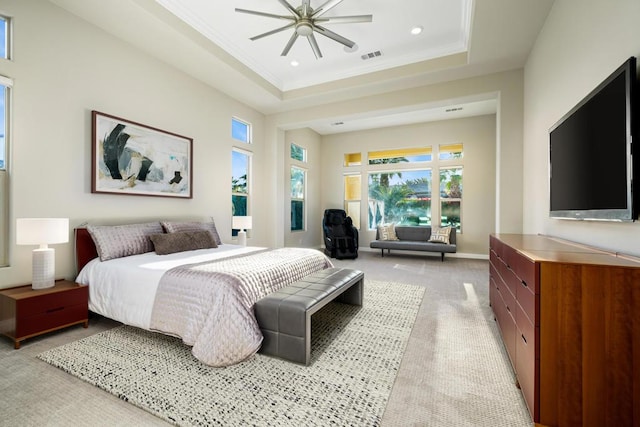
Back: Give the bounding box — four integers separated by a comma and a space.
290, 60, 299, 67
411, 26, 423, 35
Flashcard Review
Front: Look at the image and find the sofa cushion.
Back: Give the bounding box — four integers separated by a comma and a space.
377, 224, 399, 241
428, 226, 452, 244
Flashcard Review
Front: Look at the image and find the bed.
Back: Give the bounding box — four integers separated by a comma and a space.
74, 221, 333, 367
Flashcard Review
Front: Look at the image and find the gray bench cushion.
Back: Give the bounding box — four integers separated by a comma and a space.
255, 267, 364, 365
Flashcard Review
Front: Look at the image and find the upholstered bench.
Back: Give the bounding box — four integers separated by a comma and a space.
254, 267, 364, 365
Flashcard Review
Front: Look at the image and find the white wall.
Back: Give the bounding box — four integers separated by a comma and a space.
0, 0, 269, 287
321, 115, 497, 255
283, 128, 322, 248
523, 0, 640, 256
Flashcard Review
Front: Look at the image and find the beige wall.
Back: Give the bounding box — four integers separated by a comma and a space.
523, 0, 640, 256
321, 115, 496, 255
0, 0, 269, 287
283, 128, 322, 248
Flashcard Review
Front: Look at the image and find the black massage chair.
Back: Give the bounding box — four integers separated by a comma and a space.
322, 209, 359, 259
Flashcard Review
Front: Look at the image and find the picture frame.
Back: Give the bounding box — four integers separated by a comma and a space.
91, 111, 193, 198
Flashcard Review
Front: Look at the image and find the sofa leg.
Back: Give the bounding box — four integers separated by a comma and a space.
441, 253, 445, 262
381, 249, 384, 257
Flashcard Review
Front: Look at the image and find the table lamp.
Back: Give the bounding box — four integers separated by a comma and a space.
16, 218, 69, 289
232, 216, 252, 246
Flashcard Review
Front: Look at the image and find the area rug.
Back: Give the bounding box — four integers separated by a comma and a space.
38, 280, 425, 427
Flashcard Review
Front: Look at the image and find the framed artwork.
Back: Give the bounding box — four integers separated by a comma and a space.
91, 111, 193, 198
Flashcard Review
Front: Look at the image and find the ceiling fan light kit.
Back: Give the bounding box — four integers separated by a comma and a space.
235, 0, 372, 59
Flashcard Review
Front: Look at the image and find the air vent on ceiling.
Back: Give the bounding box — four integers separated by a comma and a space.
445, 107, 463, 113
361, 50, 382, 60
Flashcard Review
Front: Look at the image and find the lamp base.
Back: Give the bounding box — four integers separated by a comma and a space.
238, 230, 247, 246
32, 248, 55, 289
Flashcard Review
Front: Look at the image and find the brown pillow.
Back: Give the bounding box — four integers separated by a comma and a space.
150, 230, 217, 255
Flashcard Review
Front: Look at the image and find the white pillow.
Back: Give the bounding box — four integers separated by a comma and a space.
377, 224, 399, 241
428, 226, 451, 244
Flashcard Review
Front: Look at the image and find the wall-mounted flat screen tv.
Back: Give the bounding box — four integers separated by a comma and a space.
549, 56, 637, 221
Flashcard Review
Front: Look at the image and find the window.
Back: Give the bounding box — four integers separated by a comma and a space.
440, 167, 463, 230
344, 174, 361, 229
368, 169, 432, 229
439, 143, 463, 160
290, 143, 306, 162
291, 166, 306, 231
232, 149, 251, 236
231, 117, 251, 143
0, 15, 9, 60
0, 76, 11, 267
344, 152, 361, 166
368, 147, 432, 164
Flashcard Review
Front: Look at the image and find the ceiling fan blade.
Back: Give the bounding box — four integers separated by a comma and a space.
235, 8, 295, 21
301, 0, 311, 17
313, 25, 355, 48
277, 0, 301, 18
311, 0, 343, 18
307, 33, 323, 59
250, 22, 296, 41
281, 32, 299, 56
316, 15, 373, 24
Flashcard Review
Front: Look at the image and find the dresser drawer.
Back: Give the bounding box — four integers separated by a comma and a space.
15, 303, 87, 338
516, 319, 539, 421
16, 286, 87, 318
495, 291, 517, 366
498, 259, 519, 300
517, 280, 538, 325
512, 253, 538, 294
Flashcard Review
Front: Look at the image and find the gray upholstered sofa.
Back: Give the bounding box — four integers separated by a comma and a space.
370, 225, 457, 261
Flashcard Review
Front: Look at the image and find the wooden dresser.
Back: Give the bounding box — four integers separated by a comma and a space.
489, 234, 640, 427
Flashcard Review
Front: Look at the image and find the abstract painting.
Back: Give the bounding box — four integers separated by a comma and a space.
92, 111, 192, 198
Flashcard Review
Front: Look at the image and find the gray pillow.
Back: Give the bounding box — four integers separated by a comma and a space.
150, 230, 217, 255
161, 220, 222, 245
87, 222, 164, 261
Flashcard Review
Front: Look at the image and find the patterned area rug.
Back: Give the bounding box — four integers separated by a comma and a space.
38, 280, 424, 426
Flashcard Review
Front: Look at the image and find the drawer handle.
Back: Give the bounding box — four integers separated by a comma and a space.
46, 306, 64, 314
521, 334, 527, 344
521, 280, 528, 288
506, 305, 511, 312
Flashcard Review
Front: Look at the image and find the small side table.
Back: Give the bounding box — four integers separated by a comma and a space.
0, 280, 88, 349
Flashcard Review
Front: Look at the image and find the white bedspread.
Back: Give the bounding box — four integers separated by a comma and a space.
76, 245, 264, 330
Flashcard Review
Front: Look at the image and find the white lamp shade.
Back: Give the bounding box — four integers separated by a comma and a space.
16, 218, 69, 246
232, 216, 252, 231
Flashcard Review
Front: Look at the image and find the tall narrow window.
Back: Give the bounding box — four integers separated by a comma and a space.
290, 143, 306, 162
231, 117, 251, 143
344, 174, 361, 229
0, 76, 12, 267
0, 15, 9, 60
440, 167, 463, 230
291, 166, 306, 231
232, 149, 251, 236
368, 169, 432, 229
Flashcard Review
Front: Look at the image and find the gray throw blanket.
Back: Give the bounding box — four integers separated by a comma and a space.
150, 248, 333, 366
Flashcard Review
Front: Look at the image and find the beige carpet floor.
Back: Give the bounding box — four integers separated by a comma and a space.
0, 250, 532, 426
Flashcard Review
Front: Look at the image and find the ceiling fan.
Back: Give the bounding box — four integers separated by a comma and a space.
235, 0, 372, 59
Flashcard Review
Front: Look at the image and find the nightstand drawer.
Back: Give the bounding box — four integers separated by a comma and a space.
16, 286, 87, 318
16, 303, 87, 338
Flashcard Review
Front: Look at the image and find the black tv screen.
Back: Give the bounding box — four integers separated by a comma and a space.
549, 57, 636, 221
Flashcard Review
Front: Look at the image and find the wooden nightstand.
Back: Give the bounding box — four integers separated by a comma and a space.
0, 280, 88, 349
